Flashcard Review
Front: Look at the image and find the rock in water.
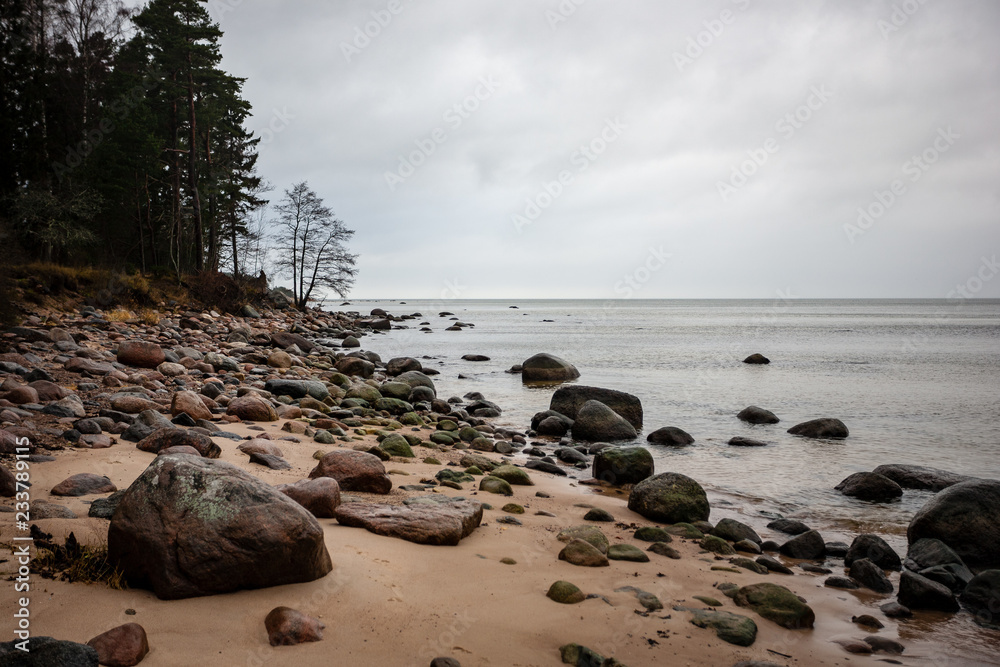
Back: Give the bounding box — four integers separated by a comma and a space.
570, 400, 637, 441
592, 446, 653, 485
309, 450, 392, 494
520, 353, 580, 383
736, 406, 779, 424
845, 534, 901, 571
627, 472, 710, 524
646, 426, 694, 446
0, 637, 99, 666
108, 456, 332, 599
959, 570, 1000, 628
86, 623, 149, 667
849, 558, 894, 594
335, 497, 482, 546
897, 570, 960, 612
787, 418, 849, 439
906, 478, 1000, 568
743, 353, 770, 364
779, 530, 826, 560
549, 385, 643, 428
733, 583, 816, 629
265, 607, 325, 646
835, 472, 903, 502
116, 341, 165, 368
872, 463, 974, 491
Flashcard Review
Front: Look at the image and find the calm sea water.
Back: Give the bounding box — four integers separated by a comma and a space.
346, 299, 1000, 547
343, 298, 1000, 662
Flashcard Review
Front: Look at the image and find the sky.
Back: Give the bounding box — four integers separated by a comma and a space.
206, 0, 1000, 299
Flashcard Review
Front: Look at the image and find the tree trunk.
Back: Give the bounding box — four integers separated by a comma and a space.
186, 53, 203, 271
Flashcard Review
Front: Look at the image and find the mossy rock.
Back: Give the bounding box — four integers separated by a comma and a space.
502, 503, 525, 514
547, 580, 586, 604
436, 469, 474, 484
733, 583, 816, 629
458, 426, 481, 442
682, 607, 758, 647
402, 433, 422, 447
430, 431, 457, 445
464, 466, 483, 476
559, 643, 605, 665
479, 477, 513, 496
692, 595, 722, 607
490, 465, 534, 486
422, 457, 441, 465
584, 508, 614, 522
378, 434, 414, 458
437, 419, 459, 432
313, 430, 335, 445
700, 535, 736, 555
648, 542, 681, 559
500, 557, 517, 565
608, 544, 650, 563
634, 526, 673, 543
557, 525, 609, 554
399, 411, 423, 426
627, 472, 710, 524
730, 557, 769, 574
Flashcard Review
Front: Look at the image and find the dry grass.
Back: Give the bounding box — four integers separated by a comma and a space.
137, 308, 160, 325
31, 531, 127, 590
106, 307, 133, 322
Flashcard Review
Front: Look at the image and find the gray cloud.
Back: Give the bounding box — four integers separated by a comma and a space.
211, 0, 1000, 298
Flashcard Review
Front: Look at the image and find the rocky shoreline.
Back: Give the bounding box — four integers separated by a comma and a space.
1, 301, 999, 666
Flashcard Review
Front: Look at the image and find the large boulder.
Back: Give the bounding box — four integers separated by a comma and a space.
907, 478, 1000, 568
592, 446, 654, 485
736, 406, 779, 424
108, 456, 332, 599
309, 450, 392, 494
787, 418, 849, 439
571, 400, 637, 441
627, 472, 710, 524
520, 353, 580, 383
872, 464, 974, 492
779, 530, 826, 560
550, 385, 643, 429
335, 497, 482, 546
386, 357, 422, 376
835, 472, 903, 502
116, 341, 165, 369
136, 428, 220, 458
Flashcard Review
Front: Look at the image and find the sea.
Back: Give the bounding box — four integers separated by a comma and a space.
344, 298, 1000, 544
339, 298, 1000, 661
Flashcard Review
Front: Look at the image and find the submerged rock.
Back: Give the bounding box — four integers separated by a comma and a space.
736, 406, 779, 425
835, 472, 902, 502
872, 463, 974, 491
550, 385, 643, 429
520, 353, 580, 383
787, 418, 849, 439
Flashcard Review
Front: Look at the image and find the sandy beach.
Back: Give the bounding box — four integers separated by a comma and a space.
3, 416, 953, 666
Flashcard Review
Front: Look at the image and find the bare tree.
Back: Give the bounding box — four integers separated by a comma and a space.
272, 181, 356, 308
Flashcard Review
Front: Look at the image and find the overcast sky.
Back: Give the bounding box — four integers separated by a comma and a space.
209, 0, 1000, 299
